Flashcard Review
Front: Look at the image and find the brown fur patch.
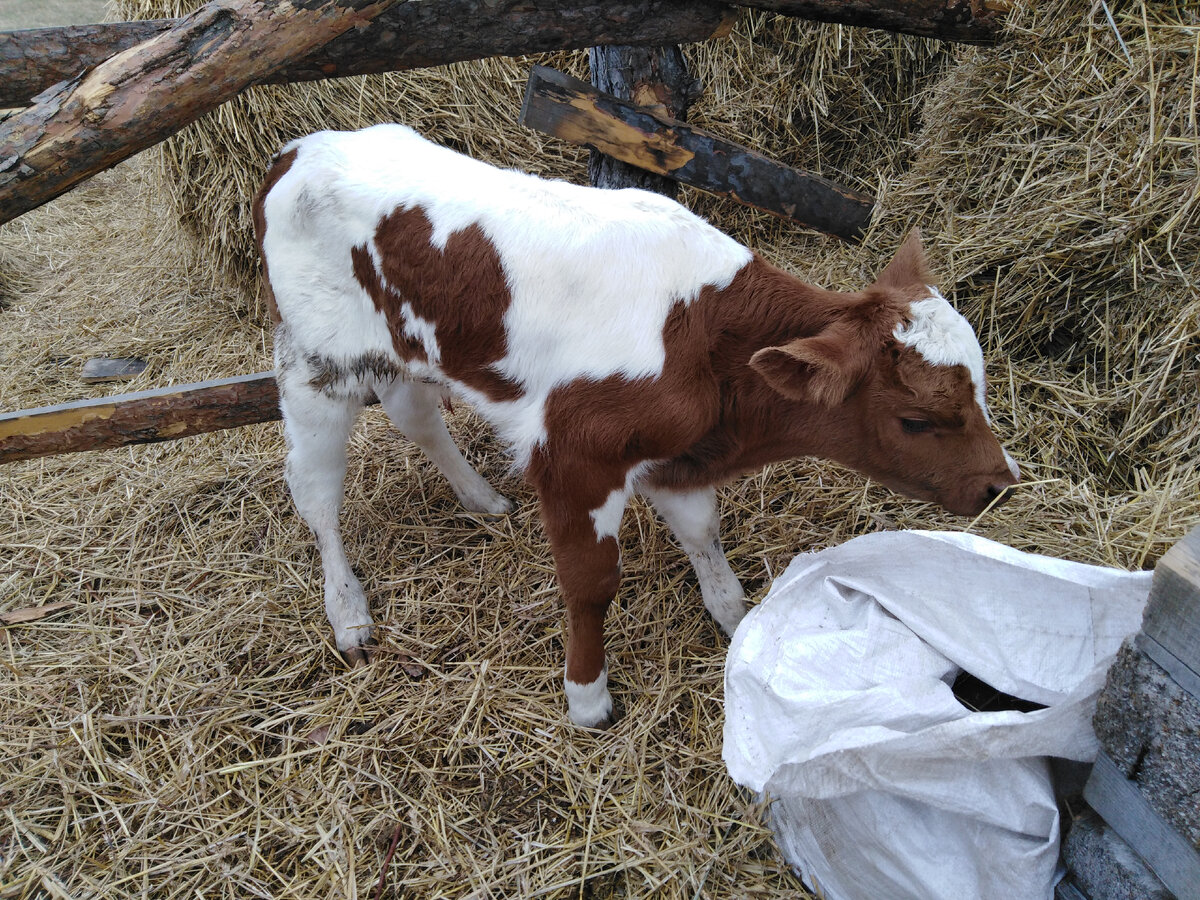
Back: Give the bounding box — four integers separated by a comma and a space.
350, 244, 429, 365
535, 251, 1013, 517
251, 148, 298, 325
356, 207, 523, 402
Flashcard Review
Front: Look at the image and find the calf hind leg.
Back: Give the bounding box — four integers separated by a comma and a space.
377, 379, 510, 515
641, 485, 747, 636
278, 370, 373, 663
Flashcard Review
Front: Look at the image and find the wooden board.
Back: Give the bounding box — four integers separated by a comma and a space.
1053, 880, 1089, 900
1083, 751, 1200, 900
1140, 526, 1200, 688
1136, 632, 1200, 705
520, 65, 874, 240
0, 372, 280, 464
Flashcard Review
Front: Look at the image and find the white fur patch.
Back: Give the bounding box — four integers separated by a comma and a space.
894, 288, 990, 420
262, 124, 754, 471
1003, 448, 1021, 481
642, 485, 746, 635
564, 666, 613, 727
590, 489, 627, 542
590, 463, 652, 540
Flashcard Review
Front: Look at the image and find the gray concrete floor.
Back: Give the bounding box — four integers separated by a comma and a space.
0, 0, 108, 30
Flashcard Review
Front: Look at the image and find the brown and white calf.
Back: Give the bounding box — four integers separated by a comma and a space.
254, 124, 1019, 728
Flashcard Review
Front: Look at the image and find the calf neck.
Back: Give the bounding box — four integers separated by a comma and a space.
254, 124, 1019, 728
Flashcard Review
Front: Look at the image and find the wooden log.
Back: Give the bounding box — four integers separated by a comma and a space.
587, 45, 702, 197
0, 1, 737, 110
0, 373, 280, 464
0, 22, 165, 109
734, 0, 1007, 45
0, 0, 405, 227
520, 65, 874, 240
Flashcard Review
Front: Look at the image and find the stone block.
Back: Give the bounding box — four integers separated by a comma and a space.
1060, 812, 1172, 900
1092, 640, 1200, 848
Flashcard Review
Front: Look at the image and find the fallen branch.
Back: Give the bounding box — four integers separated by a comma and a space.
520, 65, 873, 240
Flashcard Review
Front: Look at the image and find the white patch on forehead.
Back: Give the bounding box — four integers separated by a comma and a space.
894, 288, 990, 421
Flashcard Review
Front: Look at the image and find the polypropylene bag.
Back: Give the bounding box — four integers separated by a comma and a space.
723, 530, 1151, 900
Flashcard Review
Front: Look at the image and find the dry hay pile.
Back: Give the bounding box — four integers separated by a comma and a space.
2, 0, 1199, 897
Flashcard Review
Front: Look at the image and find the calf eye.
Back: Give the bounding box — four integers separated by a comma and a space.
901, 418, 933, 434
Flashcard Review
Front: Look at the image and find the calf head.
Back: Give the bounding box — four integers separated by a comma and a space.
751, 230, 1019, 516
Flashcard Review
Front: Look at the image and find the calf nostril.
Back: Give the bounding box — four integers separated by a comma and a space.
985, 483, 1011, 504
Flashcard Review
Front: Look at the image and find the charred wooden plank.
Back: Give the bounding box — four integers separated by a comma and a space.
0, 0, 405, 226
520, 65, 873, 240
734, 0, 1007, 45
0, 1, 737, 109
0, 373, 280, 464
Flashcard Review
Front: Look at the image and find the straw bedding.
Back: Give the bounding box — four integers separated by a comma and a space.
2, 1, 1198, 896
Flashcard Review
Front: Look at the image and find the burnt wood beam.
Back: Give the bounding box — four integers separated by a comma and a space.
0, 0, 409, 226
733, 0, 1007, 44
0, 373, 281, 464
0, 1, 738, 110
521, 65, 873, 240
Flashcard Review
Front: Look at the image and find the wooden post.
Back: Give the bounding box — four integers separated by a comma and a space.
0, 0, 405, 226
520, 65, 873, 239
1137, 528, 1200, 699
587, 45, 702, 197
0, 1, 738, 110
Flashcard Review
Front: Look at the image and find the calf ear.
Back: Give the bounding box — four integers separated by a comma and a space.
750, 332, 866, 406
873, 228, 932, 291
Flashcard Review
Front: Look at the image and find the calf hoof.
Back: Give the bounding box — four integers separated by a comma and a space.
333, 621, 375, 668
342, 645, 372, 668
461, 488, 512, 517
576, 699, 621, 731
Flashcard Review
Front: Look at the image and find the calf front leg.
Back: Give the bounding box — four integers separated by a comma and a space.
376, 379, 510, 515
535, 473, 629, 728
